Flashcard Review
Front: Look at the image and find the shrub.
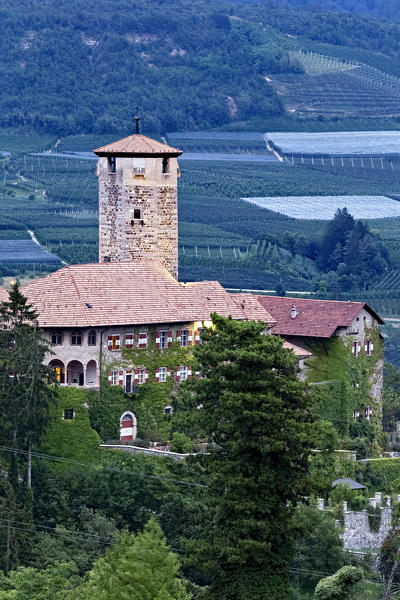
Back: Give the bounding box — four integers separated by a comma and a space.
170, 432, 194, 454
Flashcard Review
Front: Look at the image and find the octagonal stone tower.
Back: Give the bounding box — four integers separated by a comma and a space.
94, 134, 182, 279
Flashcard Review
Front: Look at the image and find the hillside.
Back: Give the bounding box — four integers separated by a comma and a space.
285, 0, 400, 21
3, 0, 400, 134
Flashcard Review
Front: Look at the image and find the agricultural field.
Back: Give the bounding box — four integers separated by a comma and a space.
0, 240, 60, 264
268, 47, 400, 119
267, 130, 400, 156
3, 127, 400, 306
289, 51, 358, 76
243, 195, 400, 220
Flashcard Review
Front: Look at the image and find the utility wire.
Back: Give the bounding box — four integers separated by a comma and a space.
0, 446, 207, 488
0, 521, 184, 554
0, 517, 112, 543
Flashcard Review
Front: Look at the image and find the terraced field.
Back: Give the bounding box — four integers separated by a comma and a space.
270, 53, 400, 117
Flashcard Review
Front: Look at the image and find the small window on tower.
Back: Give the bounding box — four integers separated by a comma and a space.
162, 157, 169, 174
108, 156, 116, 173
134, 209, 141, 219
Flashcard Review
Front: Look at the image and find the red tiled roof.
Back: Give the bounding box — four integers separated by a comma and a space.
229, 293, 276, 325
11, 260, 255, 328
282, 341, 312, 358
93, 134, 182, 157
256, 296, 383, 338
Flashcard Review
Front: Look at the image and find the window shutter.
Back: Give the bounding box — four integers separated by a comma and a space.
352, 343, 355, 354
138, 332, 148, 349
195, 371, 201, 379
187, 366, 192, 379
145, 369, 149, 382
364, 340, 368, 353
195, 329, 201, 345
115, 336, 121, 350
370, 341, 374, 355
354, 409, 360, 420
125, 334, 134, 348
155, 368, 160, 383
357, 341, 361, 354
118, 370, 124, 386
176, 329, 181, 343
107, 336, 113, 350
176, 367, 181, 382
188, 330, 193, 344
167, 330, 172, 347
156, 331, 161, 349
365, 406, 373, 420
108, 371, 113, 386
134, 369, 139, 384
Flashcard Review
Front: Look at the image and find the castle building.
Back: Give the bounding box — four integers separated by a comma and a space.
94, 134, 182, 278
0, 129, 384, 441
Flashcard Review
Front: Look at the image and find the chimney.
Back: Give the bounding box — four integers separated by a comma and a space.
291, 305, 297, 319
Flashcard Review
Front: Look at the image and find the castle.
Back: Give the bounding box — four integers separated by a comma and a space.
0, 130, 384, 440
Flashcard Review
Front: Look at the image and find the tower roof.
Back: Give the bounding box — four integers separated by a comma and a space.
93, 134, 182, 157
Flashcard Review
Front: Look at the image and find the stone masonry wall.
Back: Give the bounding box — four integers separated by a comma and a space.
98, 156, 178, 279
341, 507, 392, 550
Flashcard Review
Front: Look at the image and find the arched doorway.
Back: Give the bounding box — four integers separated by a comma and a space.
49, 359, 65, 384
120, 411, 137, 442
86, 360, 97, 386
67, 360, 84, 386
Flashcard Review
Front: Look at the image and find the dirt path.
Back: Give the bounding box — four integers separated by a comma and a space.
264, 135, 285, 162
27, 229, 68, 266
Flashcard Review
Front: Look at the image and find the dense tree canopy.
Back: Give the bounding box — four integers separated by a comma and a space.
184, 314, 314, 600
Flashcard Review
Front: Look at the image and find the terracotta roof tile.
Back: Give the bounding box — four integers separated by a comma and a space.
94, 134, 182, 157
282, 341, 312, 358
9, 260, 249, 328
256, 296, 383, 338
229, 293, 276, 325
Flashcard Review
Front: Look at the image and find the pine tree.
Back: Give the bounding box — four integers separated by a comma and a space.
0, 282, 56, 484
185, 314, 314, 600
81, 517, 191, 600
0, 283, 55, 570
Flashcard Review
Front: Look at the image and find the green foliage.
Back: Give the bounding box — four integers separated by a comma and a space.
291, 504, 345, 595
362, 458, 400, 494
80, 517, 191, 600
31, 507, 120, 575
170, 433, 194, 454
41, 387, 100, 466
368, 505, 382, 533
88, 387, 130, 441
0, 562, 80, 600
306, 330, 383, 445
184, 315, 314, 600
314, 566, 363, 600
98, 336, 197, 442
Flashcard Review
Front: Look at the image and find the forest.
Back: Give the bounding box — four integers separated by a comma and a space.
3, 0, 400, 135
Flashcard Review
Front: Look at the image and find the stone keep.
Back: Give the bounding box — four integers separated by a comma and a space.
94, 134, 182, 279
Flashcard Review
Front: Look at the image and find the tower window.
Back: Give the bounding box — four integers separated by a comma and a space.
108, 156, 116, 173
162, 157, 169, 174
134, 209, 141, 219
